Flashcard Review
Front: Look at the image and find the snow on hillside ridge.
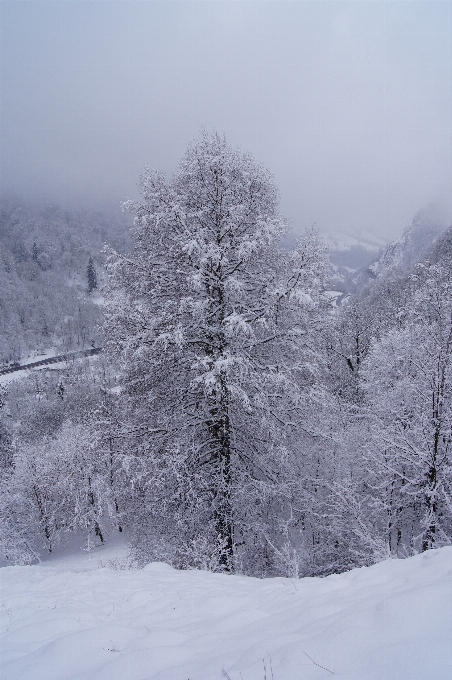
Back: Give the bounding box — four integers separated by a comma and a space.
323, 228, 389, 252
1, 545, 451, 680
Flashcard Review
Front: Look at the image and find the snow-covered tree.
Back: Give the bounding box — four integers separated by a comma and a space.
327, 297, 374, 404
362, 262, 452, 553
104, 132, 329, 572
0, 359, 126, 562
1, 416, 124, 560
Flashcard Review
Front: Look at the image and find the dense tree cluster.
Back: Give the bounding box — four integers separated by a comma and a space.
1, 134, 451, 575
0, 203, 129, 363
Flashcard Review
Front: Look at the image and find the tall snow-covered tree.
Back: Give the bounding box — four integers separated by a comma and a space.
104, 132, 329, 572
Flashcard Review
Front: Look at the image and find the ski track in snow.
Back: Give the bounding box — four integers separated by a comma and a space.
1, 545, 451, 680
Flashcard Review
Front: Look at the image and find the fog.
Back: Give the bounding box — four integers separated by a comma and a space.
1, 1, 451, 239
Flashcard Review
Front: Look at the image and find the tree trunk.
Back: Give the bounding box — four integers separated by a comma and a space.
208, 370, 233, 571
87, 476, 104, 543
207, 243, 234, 570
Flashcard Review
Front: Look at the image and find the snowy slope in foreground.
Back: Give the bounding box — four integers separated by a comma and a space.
1, 547, 451, 680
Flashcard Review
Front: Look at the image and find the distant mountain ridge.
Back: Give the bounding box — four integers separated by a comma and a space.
328, 205, 451, 294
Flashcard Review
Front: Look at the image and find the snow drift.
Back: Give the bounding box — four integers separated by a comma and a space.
1, 545, 451, 680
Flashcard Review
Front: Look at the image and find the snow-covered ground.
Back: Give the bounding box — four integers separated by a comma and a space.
1, 544, 451, 680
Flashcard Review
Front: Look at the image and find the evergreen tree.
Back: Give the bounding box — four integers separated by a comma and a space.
87, 256, 97, 293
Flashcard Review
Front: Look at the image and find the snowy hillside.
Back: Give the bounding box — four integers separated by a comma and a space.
367, 205, 449, 280
0, 202, 130, 365
323, 205, 450, 294
323, 228, 389, 254
1, 545, 451, 680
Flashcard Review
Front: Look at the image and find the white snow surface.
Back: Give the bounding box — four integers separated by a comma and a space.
1, 544, 451, 680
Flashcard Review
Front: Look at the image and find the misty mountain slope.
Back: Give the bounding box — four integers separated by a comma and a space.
367, 205, 449, 280
331, 205, 450, 298
2, 545, 451, 680
0, 202, 131, 364
309, 229, 387, 294
430, 224, 452, 266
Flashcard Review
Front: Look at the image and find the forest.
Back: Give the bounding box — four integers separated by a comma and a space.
1, 133, 451, 577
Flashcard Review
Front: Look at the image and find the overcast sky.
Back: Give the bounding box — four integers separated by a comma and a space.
1, 1, 451, 239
